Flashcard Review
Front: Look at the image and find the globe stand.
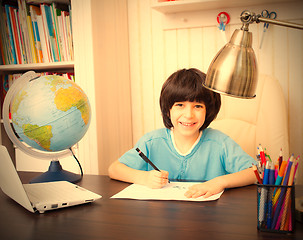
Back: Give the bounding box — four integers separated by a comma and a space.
29, 160, 81, 184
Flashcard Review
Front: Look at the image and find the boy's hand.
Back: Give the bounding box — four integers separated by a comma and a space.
184, 177, 225, 198
145, 170, 169, 189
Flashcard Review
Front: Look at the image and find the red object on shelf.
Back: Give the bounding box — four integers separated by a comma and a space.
217, 12, 230, 25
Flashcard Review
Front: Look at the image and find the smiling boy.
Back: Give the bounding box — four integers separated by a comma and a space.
108, 68, 257, 198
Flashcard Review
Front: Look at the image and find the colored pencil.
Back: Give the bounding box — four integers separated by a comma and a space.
252, 164, 262, 184
259, 144, 266, 166
279, 157, 296, 230
278, 148, 283, 168
271, 155, 294, 229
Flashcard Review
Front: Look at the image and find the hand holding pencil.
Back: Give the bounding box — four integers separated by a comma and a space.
144, 169, 169, 189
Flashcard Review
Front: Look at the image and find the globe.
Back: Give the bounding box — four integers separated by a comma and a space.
3, 71, 91, 183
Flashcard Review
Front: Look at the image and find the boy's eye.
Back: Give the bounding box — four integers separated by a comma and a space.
174, 103, 183, 107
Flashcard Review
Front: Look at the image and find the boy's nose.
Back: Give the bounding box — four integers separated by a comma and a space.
184, 106, 193, 118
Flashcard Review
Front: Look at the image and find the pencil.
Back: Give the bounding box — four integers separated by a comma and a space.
280, 157, 296, 230
136, 148, 160, 171
278, 148, 283, 168
272, 161, 287, 204
271, 154, 294, 229
136, 148, 170, 183
259, 144, 266, 166
252, 164, 262, 184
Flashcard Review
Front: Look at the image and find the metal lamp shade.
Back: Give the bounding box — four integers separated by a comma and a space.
204, 29, 258, 98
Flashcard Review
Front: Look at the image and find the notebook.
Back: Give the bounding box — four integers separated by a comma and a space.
0, 145, 102, 213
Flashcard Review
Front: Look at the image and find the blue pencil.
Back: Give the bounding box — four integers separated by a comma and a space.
266, 161, 276, 228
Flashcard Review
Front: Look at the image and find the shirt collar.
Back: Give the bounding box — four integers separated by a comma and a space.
170, 129, 202, 156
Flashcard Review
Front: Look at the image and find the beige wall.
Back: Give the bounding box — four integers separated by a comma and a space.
91, 0, 133, 175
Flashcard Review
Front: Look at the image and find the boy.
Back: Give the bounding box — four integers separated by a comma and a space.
109, 68, 257, 198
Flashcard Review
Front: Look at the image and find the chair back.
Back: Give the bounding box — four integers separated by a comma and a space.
210, 74, 289, 161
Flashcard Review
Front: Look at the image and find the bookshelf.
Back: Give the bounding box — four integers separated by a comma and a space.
0, 0, 97, 173
0, 61, 74, 71
1, 0, 131, 176
0, 0, 74, 165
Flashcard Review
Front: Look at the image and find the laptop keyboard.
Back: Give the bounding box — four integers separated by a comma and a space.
23, 181, 89, 203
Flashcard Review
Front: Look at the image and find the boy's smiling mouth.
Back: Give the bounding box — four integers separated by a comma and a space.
179, 121, 196, 127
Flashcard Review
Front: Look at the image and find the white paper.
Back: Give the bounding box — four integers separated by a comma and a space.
111, 182, 224, 201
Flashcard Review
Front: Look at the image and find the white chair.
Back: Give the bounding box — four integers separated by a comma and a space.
210, 74, 289, 162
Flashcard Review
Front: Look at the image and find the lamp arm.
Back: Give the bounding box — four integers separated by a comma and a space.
257, 16, 303, 30
240, 10, 303, 30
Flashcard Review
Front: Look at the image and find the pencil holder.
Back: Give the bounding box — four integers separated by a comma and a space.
257, 184, 296, 233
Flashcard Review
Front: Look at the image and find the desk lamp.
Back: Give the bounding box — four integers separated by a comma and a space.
203, 10, 303, 98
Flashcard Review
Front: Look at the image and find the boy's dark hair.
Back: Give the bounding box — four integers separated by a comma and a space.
160, 68, 221, 131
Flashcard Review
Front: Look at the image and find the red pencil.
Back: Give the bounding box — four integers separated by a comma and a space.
252, 164, 262, 184
259, 144, 266, 166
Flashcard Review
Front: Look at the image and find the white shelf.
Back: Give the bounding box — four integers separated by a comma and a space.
152, 0, 290, 14
0, 61, 74, 72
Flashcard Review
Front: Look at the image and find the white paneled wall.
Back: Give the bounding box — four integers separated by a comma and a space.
127, 0, 303, 184
72, 0, 98, 174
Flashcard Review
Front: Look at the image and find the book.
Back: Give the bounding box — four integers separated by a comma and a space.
14, 7, 27, 64
17, 0, 33, 64
8, 5, 23, 64
0, 5, 7, 64
64, 11, 73, 61
41, 3, 59, 62
56, 8, 67, 61
4, 4, 17, 64
24, 2, 38, 63
36, 11, 50, 63
50, 2, 62, 61
29, 4, 44, 63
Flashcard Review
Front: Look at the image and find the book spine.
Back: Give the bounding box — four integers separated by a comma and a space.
0, 5, 11, 64
17, 0, 32, 64
26, 11, 38, 63
50, 3, 62, 61
36, 13, 50, 63
15, 8, 27, 64
41, 4, 59, 62
4, 5, 17, 64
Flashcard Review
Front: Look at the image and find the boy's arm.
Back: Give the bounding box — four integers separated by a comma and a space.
185, 167, 256, 198
218, 166, 257, 188
108, 160, 169, 189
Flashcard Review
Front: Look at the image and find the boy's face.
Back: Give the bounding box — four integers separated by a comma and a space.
169, 101, 206, 139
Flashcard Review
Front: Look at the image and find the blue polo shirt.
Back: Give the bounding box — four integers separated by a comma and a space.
119, 128, 257, 181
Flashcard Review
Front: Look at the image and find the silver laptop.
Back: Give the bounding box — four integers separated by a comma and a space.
0, 145, 102, 213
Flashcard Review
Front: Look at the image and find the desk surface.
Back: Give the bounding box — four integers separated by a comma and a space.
0, 172, 302, 240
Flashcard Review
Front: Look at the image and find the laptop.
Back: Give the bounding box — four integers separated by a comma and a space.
0, 145, 102, 213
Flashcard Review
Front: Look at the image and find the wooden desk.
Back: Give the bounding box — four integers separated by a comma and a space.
0, 172, 302, 240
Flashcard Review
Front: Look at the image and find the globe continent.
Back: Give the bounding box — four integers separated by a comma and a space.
10, 75, 91, 152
